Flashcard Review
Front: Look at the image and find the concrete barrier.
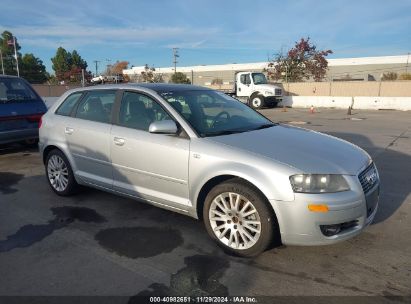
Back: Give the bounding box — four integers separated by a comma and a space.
353, 97, 411, 111
280, 96, 353, 109
279, 96, 411, 111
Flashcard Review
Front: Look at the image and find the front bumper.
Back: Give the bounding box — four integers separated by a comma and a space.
271, 176, 379, 246
263, 96, 282, 106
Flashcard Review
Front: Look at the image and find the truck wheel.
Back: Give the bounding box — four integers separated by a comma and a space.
203, 178, 277, 257
250, 95, 264, 109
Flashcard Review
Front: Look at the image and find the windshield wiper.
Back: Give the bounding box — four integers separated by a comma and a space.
253, 123, 277, 130
204, 129, 247, 137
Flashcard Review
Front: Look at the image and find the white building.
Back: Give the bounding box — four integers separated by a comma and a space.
123, 54, 410, 84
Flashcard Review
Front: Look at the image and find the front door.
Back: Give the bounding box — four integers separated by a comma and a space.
110, 91, 190, 210
236, 73, 253, 97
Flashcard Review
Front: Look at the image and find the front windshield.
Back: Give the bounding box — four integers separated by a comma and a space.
252, 73, 268, 85
160, 90, 275, 137
0, 78, 38, 103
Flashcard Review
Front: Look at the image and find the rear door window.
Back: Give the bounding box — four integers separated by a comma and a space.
75, 90, 116, 123
56, 92, 83, 116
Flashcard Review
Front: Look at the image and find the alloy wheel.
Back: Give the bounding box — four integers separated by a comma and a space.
209, 192, 262, 250
47, 155, 69, 192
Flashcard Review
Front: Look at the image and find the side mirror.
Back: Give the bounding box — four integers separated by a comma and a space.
149, 120, 178, 134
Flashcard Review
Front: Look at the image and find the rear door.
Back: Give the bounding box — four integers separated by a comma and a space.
110, 90, 190, 210
63, 90, 118, 189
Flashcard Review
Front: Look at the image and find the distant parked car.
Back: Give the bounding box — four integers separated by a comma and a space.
90, 75, 107, 84
0, 75, 47, 145
39, 83, 379, 256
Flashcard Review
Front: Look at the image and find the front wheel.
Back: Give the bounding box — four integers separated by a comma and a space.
250, 95, 264, 109
203, 179, 277, 257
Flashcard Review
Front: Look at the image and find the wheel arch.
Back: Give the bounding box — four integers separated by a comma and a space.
195, 173, 282, 246
195, 173, 277, 221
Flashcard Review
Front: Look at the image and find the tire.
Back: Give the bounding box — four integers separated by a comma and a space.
203, 178, 277, 257
250, 95, 264, 109
45, 149, 78, 196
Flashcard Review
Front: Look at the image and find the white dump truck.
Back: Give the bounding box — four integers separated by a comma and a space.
219, 72, 283, 109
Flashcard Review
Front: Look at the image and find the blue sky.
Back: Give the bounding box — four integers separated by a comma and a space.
1, 0, 410, 74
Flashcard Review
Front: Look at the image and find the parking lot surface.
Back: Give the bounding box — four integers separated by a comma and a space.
0, 108, 410, 301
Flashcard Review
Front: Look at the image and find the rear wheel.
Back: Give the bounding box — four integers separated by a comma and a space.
45, 149, 78, 196
203, 178, 276, 257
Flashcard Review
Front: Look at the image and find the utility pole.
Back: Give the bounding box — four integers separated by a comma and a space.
13, 37, 19, 77
93, 60, 100, 76
106, 59, 111, 76
81, 69, 85, 87
0, 49, 4, 75
406, 52, 410, 74
172, 48, 179, 74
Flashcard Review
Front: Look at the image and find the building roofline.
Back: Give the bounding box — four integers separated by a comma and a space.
123, 54, 410, 75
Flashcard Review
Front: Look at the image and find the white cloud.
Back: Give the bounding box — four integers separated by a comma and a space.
8, 24, 220, 48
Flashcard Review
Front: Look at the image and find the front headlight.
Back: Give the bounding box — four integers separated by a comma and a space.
290, 174, 350, 193
264, 91, 274, 96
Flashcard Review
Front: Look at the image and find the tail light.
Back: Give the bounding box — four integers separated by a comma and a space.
38, 115, 43, 128
27, 114, 43, 123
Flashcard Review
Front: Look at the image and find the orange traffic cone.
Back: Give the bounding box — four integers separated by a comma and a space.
309, 105, 315, 114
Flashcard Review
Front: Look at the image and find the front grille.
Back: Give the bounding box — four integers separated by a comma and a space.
275, 88, 282, 96
358, 163, 378, 194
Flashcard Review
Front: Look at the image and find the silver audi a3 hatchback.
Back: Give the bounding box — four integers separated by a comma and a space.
39, 84, 379, 256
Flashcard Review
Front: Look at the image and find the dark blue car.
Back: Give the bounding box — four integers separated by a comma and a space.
0, 75, 47, 145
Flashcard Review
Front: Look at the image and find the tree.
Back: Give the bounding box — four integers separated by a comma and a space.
51, 47, 89, 83
20, 53, 48, 83
0, 31, 22, 75
70, 50, 87, 70
139, 64, 164, 83
140, 64, 155, 82
267, 37, 332, 82
399, 73, 411, 80
170, 72, 191, 84
381, 72, 398, 81
110, 61, 128, 75
51, 47, 71, 81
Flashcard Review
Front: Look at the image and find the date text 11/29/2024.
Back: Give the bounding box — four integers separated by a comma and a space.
148, 296, 257, 303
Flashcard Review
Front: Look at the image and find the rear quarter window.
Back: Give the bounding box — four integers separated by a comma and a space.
56, 92, 83, 116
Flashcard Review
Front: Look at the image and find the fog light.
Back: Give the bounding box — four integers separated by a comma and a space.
320, 224, 341, 237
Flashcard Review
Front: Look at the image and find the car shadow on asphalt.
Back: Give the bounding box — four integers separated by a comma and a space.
0, 142, 38, 156
327, 132, 410, 224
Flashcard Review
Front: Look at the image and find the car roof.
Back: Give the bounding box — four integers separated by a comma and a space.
77, 83, 212, 94
0, 75, 24, 79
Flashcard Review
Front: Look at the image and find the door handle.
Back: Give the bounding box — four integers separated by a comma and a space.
113, 137, 125, 146
65, 127, 74, 135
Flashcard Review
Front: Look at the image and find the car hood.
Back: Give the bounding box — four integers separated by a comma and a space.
254, 84, 280, 91
207, 125, 370, 175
